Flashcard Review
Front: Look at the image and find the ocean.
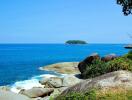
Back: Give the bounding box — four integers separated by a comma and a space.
0, 44, 129, 92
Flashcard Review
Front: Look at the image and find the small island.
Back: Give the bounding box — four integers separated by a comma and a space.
124, 44, 132, 49
65, 40, 87, 44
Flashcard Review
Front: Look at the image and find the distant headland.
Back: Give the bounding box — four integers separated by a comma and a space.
65, 40, 87, 44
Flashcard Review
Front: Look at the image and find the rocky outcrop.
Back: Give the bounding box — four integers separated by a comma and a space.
62, 75, 82, 87
61, 70, 132, 95
78, 53, 100, 73
78, 53, 118, 77
19, 87, 54, 98
39, 75, 82, 88
0, 90, 31, 100
40, 62, 79, 74
101, 54, 117, 62
42, 77, 63, 88
38, 75, 83, 99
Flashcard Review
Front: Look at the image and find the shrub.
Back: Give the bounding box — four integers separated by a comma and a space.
82, 59, 107, 78
56, 89, 96, 100
125, 50, 132, 60
81, 54, 132, 78
107, 57, 132, 72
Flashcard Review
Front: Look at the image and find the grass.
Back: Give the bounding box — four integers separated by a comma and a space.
56, 87, 132, 100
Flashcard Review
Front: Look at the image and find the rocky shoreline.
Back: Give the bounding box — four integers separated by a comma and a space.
1, 70, 132, 100
0, 62, 83, 100
0, 72, 83, 100
0, 52, 132, 100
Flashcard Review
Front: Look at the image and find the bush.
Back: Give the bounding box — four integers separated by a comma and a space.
125, 50, 132, 60
56, 89, 96, 100
81, 54, 132, 78
82, 59, 107, 78
107, 57, 132, 72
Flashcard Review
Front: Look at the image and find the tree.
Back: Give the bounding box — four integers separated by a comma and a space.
117, 0, 132, 15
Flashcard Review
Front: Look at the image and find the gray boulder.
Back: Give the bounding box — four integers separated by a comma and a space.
62, 75, 82, 87
19, 87, 54, 98
40, 77, 63, 88
61, 70, 132, 95
0, 90, 31, 100
39, 77, 50, 85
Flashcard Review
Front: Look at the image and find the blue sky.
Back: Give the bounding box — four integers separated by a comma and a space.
0, 0, 132, 44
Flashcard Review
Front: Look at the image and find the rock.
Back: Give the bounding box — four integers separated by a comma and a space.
0, 86, 10, 91
58, 87, 68, 93
124, 44, 132, 49
49, 87, 68, 99
39, 77, 50, 85
33, 96, 50, 100
40, 62, 79, 74
61, 70, 132, 95
62, 75, 82, 87
41, 77, 63, 88
101, 54, 117, 62
0, 90, 31, 100
41, 96, 50, 100
78, 53, 100, 73
19, 87, 54, 98
49, 88, 61, 99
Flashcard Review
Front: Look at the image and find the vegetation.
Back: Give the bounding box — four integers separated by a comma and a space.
56, 87, 132, 100
55, 51, 132, 100
82, 52, 132, 78
117, 0, 132, 15
65, 40, 87, 44
125, 50, 132, 60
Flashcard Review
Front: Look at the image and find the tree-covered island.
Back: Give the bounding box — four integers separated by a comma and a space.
65, 40, 87, 44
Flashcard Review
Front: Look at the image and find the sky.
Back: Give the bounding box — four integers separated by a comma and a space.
0, 0, 132, 44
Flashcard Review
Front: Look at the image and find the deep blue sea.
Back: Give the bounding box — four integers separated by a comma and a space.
0, 44, 129, 86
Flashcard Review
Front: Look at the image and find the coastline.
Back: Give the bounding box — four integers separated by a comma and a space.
1, 51, 132, 99
8, 62, 80, 93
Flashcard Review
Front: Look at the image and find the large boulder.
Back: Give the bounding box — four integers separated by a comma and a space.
40, 62, 79, 74
19, 87, 54, 98
78, 53, 100, 73
0, 90, 31, 100
40, 77, 63, 88
62, 75, 82, 87
39, 77, 51, 85
101, 53, 117, 62
61, 70, 132, 95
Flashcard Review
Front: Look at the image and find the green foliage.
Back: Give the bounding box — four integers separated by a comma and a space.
107, 57, 132, 72
56, 89, 96, 100
56, 88, 132, 100
82, 59, 107, 78
117, 0, 132, 15
65, 40, 87, 44
85, 89, 96, 100
81, 53, 132, 78
125, 50, 132, 60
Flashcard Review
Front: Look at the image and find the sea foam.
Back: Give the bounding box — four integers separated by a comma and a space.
10, 74, 60, 93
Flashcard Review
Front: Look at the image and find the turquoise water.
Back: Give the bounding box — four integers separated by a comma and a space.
0, 44, 129, 86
